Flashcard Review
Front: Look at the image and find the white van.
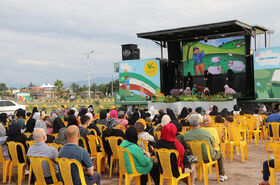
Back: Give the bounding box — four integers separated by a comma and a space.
0, 100, 26, 115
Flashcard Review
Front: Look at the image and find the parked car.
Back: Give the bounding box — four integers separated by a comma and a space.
0, 100, 26, 115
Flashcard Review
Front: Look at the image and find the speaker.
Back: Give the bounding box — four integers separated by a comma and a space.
122, 44, 140, 60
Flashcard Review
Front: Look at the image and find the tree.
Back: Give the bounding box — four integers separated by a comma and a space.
0, 83, 8, 91
28, 82, 36, 88
54, 79, 65, 98
70, 83, 80, 93
90, 83, 98, 92
79, 85, 88, 92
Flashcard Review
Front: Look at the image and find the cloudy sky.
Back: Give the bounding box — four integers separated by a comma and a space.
0, 0, 279, 87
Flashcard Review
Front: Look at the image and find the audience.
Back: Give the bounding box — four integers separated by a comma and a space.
0, 124, 9, 159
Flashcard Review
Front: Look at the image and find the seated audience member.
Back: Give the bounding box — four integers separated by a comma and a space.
155, 115, 171, 131
128, 111, 140, 125
252, 108, 263, 122
154, 123, 196, 185
16, 109, 26, 130
201, 118, 220, 152
173, 122, 187, 149
209, 106, 219, 116
7, 123, 28, 163
52, 109, 65, 133
145, 112, 152, 123
0, 113, 8, 126
0, 124, 9, 159
184, 114, 227, 182
135, 119, 155, 152
120, 126, 159, 185
232, 105, 240, 115
43, 116, 53, 134
225, 116, 234, 123
107, 110, 118, 127
27, 128, 60, 184
116, 111, 128, 128
167, 108, 177, 122
86, 113, 101, 136
215, 115, 225, 124
58, 125, 100, 185
67, 109, 78, 127
79, 115, 91, 138
96, 110, 108, 125
220, 108, 230, 118
29, 120, 54, 143
259, 156, 277, 185
266, 109, 280, 123
178, 107, 189, 120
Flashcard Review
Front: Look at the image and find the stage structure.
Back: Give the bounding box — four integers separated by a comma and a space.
137, 20, 268, 98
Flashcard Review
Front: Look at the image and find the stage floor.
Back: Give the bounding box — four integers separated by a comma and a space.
148, 99, 237, 115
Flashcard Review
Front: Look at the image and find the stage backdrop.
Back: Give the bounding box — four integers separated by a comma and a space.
182, 36, 246, 76
254, 47, 280, 99
117, 58, 161, 103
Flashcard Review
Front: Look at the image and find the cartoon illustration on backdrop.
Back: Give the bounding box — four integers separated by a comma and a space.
125, 74, 130, 96
192, 47, 205, 75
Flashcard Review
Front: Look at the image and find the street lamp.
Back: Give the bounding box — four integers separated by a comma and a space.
85, 50, 94, 101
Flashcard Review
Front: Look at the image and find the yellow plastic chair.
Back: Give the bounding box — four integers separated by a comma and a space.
86, 135, 106, 175
214, 125, 229, 159
47, 143, 63, 151
88, 129, 98, 136
114, 125, 126, 133
154, 148, 191, 185
180, 126, 191, 135
62, 118, 68, 127
7, 141, 27, 185
154, 131, 161, 140
268, 122, 280, 143
265, 142, 280, 185
186, 140, 220, 185
28, 156, 62, 185
26, 140, 35, 148
137, 138, 149, 153
0, 145, 11, 183
55, 158, 87, 185
117, 146, 151, 185
79, 137, 88, 151
247, 116, 262, 145
228, 124, 248, 162
105, 136, 124, 177
24, 132, 32, 139
51, 133, 59, 139
96, 124, 106, 136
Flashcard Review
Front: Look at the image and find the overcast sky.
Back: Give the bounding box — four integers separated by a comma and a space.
0, 0, 279, 87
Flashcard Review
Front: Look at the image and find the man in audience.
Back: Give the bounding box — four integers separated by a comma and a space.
266, 109, 280, 123
58, 125, 100, 185
184, 114, 227, 182
27, 128, 60, 184
79, 115, 91, 138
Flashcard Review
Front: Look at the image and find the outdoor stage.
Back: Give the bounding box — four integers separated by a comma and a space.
148, 99, 237, 115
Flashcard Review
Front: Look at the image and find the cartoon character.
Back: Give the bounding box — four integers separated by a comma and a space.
228, 61, 245, 72
140, 84, 145, 99
125, 75, 131, 96
207, 66, 223, 75
192, 47, 205, 75
211, 56, 221, 63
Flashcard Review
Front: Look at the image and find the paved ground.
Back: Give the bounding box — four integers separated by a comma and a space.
1, 142, 279, 185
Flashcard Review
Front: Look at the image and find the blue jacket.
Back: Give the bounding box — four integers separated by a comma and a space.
193, 52, 205, 65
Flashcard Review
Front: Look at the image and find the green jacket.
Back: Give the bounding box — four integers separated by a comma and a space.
120, 140, 153, 175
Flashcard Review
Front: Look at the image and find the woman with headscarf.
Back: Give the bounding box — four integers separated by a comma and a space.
25, 112, 40, 133
43, 116, 53, 134
178, 107, 189, 120
96, 110, 108, 125
120, 126, 159, 185
116, 111, 128, 128
28, 120, 54, 143
128, 111, 140, 125
0, 124, 9, 159
135, 119, 155, 152
52, 109, 65, 133
154, 123, 196, 185
15, 109, 26, 130
167, 108, 177, 121
155, 115, 171, 131
106, 110, 118, 128
6, 123, 28, 163
209, 105, 219, 116
0, 113, 8, 126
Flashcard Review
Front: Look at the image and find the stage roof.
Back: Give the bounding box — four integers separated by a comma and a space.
137, 20, 269, 42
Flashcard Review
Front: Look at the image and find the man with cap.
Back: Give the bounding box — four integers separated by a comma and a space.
192, 47, 205, 75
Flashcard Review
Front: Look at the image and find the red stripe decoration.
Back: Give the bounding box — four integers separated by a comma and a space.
120, 84, 154, 96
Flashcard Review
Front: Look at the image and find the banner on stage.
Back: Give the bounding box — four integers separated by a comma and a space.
116, 58, 161, 103
254, 47, 280, 98
182, 36, 246, 76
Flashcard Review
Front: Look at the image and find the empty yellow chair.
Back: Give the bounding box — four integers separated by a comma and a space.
7, 141, 27, 185
117, 146, 151, 185
186, 140, 220, 185
0, 145, 11, 183
265, 142, 280, 185
247, 116, 262, 145
28, 156, 62, 185
56, 158, 87, 185
214, 125, 229, 159
106, 136, 124, 177
79, 137, 88, 151
114, 125, 126, 133
228, 124, 248, 162
268, 122, 280, 143
86, 135, 106, 175
96, 124, 106, 136
155, 148, 191, 185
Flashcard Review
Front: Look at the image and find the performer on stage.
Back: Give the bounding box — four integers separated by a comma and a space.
204, 70, 213, 94
226, 69, 234, 88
